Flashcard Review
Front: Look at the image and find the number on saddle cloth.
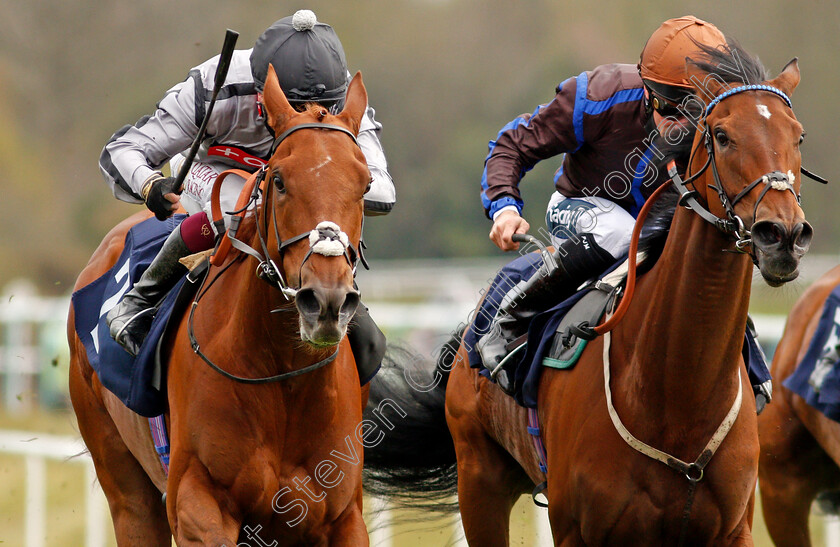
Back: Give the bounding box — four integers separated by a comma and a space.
71, 214, 192, 416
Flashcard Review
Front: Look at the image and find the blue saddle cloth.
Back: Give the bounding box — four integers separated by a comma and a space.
463, 253, 589, 408
71, 215, 188, 417
464, 253, 770, 409
783, 284, 840, 422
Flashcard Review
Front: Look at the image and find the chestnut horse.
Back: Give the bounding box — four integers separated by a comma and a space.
68, 67, 373, 545
364, 51, 812, 545
759, 265, 840, 546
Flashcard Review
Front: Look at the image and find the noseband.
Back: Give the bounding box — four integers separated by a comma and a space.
667, 84, 802, 254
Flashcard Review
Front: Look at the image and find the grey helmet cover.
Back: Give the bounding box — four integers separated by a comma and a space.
250, 10, 349, 108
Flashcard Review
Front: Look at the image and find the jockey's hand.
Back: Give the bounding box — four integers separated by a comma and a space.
142, 173, 181, 221
490, 209, 530, 251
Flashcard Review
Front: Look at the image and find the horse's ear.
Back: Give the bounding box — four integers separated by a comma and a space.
767, 58, 800, 97
337, 72, 367, 135
263, 63, 297, 131
685, 57, 727, 103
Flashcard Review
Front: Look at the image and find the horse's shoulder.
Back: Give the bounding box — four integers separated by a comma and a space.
73, 210, 153, 291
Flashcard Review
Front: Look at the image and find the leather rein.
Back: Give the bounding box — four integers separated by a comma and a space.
187, 122, 362, 384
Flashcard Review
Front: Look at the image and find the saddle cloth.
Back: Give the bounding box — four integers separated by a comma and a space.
72, 215, 189, 417
783, 284, 840, 421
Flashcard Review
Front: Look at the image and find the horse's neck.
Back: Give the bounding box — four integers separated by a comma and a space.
220, 261, 304, 367
621, 202, 752, 409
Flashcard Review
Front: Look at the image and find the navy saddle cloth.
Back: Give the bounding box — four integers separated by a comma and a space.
783, 284, 840, 421
464, 253, 771, 409
72, 215, 189, 417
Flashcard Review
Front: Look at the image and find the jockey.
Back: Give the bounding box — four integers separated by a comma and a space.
478, 16, 773, 409
100, 11, 395, 380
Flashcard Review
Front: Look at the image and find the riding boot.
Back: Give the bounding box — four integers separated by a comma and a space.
347, 303, 387, 385
745, 314, 773, 414
107, 227, 191, 357
478, 233, 614, 391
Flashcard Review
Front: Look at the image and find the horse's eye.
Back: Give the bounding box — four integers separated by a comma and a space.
273, 171, 285, 192
799, 132, 806, 145
365, 178, 372, 193
714, 129, 730, 148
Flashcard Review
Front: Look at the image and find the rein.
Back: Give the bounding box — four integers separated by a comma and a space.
187, 122, 360, 384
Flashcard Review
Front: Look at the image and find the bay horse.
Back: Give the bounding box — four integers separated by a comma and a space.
365, 50, 812, 545
758, 265, 840, 546
68, 66, 373, 545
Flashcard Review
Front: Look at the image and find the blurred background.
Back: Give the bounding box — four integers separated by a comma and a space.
0, 0, 839, 545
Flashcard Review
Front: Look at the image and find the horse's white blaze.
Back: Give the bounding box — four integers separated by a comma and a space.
757, 104, 772, 119
309, 156, 332, 173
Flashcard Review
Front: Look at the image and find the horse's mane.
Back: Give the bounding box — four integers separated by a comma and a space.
687, 38, 768, 86
637, 186, 679, 269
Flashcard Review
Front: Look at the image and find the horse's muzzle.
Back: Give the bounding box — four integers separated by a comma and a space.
751, 220, 813, 286
295, 285, 360, 346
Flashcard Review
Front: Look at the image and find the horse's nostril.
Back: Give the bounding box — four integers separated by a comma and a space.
792, 221, 814, 253
341, 291, 360, 321
296, 286, 360, 325
295, 288, 321, 320
752, 221, 786, 249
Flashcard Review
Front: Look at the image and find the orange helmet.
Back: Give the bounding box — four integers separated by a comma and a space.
639, 16, 726, 92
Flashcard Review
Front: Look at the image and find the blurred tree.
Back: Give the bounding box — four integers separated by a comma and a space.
0, 0, 836, 292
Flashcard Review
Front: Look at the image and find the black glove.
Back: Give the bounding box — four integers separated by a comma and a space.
142, 173, 180, 221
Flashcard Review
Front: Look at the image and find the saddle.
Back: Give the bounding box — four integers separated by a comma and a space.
493, 257, 631, 401
463, 250, 633, 406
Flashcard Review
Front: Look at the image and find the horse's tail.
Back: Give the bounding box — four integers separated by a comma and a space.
362, 331, 461, 514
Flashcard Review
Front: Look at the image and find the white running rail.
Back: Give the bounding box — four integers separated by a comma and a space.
0, 429, 106, 547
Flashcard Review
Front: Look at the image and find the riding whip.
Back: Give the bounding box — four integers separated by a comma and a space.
175, 29, 239, 194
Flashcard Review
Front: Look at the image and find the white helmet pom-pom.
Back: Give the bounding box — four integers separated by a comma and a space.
292, 10, 317, 31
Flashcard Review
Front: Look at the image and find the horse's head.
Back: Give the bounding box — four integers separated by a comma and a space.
686, 56, 812, 286
261, 65, 370, 346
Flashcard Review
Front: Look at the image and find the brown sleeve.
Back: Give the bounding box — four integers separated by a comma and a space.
481, 76, 580, 218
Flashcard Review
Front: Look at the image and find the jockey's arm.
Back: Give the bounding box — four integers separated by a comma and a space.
357, 106, 395, 216
481, 76, 581, 250
99, 77, 201, 204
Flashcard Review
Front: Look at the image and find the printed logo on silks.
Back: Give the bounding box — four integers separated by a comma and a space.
546, 199, 597, 239
208, 146, 268, 169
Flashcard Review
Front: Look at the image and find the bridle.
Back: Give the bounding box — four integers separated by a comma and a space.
187, 122, 365, 384
667, 84, 805, 256
593, 82, 822, 336
232, 122, 364, 299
